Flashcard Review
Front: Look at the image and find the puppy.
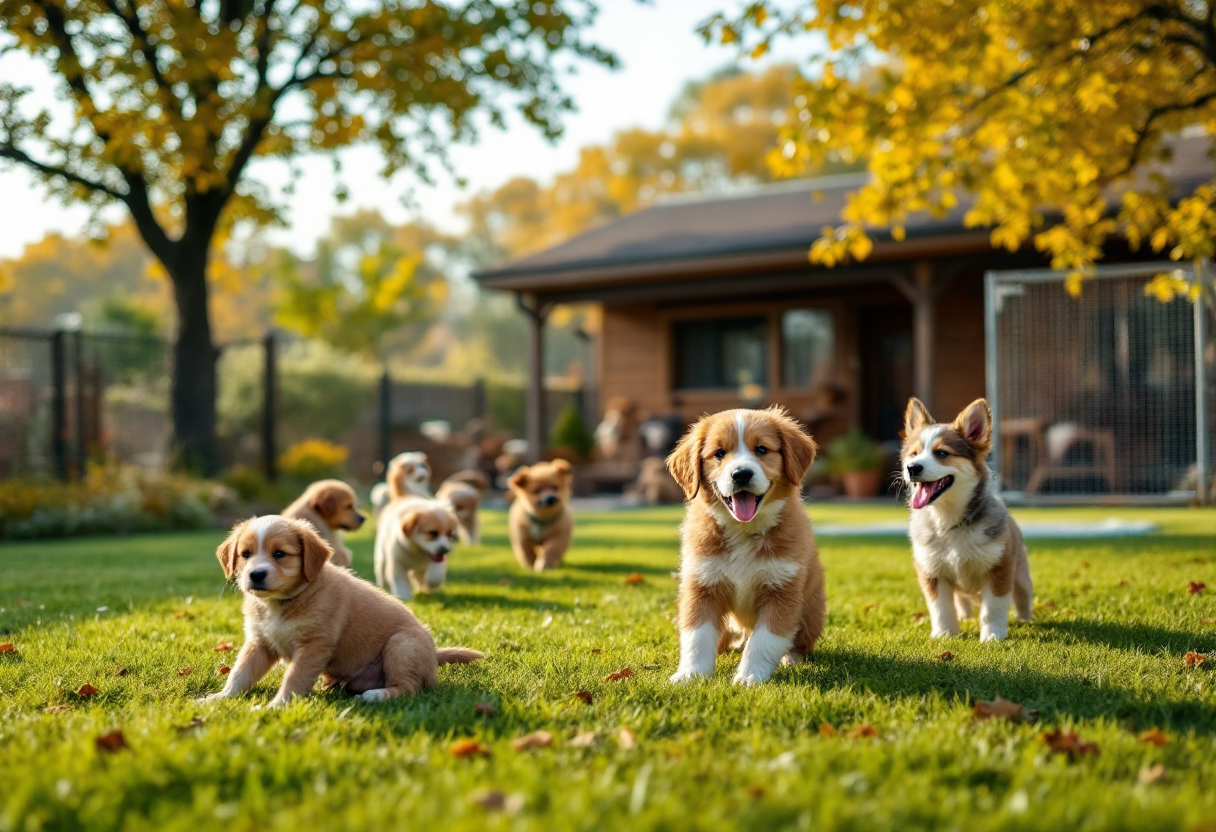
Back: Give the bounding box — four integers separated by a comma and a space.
370, 452, 433, 516
901, 397, 1033, 641
666, 406, 824, 686
436, 470, 490, 545
374, 497, 459, 600
202, 516, 482, 707
282, 479, 364, 568
507, 459, 574, 572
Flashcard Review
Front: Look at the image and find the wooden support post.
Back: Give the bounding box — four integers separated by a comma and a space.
262, 330, 278, 482
890, 261, 942, 414
519, 294, 550, 463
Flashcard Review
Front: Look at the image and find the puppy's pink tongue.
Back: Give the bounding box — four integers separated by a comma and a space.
732, 494, 758, 522
911, 482, 932, 509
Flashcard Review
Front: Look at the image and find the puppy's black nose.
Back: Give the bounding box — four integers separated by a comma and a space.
354, 512, 366, 525
541, 494, 558, 507
731, 467, 753, 485
907, 463, 923, 477
248, 569, 268, 584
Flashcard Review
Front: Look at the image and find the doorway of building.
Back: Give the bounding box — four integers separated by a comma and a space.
859, 305, 915, 443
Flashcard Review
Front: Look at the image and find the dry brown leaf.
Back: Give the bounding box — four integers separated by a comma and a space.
1185, 651, 1208, 666
1081, 561, 1090, 569
450, 738, 491, 758
1040, 728, 1099, 757
1138, 763, 1168, 785
912, 612, 926, 622
498, 577, 513, 586
177, 668, 192, 677
470, 790, 524, 814
218, 665, 231, 675
474, 702, 498, 716
938, 651, 955, 662
570, 730, 597, 748
175, 717, 205, 732
573, 690, 593, 704
76, 684, 98, 697
0, 643, 15, 653
617, 727, 637, 749
213, 642, 233, 652
605, 668, 633, 682
861, 602, 877, 613
43, 704, 73, 714
512, 730, 554, 751
1201, 617, 1216, 624
95, 730, 127, 753
849, 724, 878, 738
973, 695, 1036, 722
1188, 581, 1206, 595
115, 667, 129, 677
1138, 729, 1169, 747
818, 723, 838, 737
589, 647, 602, 654
1118, 579, 1131, 587
172, 610, 191, 619
624, 573, 645, 585
746, 785, 766, 799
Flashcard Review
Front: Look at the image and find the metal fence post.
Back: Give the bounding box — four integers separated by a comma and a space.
472, 378, 486, 422
73, 329, 86, 476
262, 331, 278, 482
1196, 260, 1211, 505
984, 271, 1001, 488
50, 330, 68, 481
379, 366, 392, 472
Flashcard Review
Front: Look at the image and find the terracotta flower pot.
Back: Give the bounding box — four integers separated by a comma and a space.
842, 469, 883, 499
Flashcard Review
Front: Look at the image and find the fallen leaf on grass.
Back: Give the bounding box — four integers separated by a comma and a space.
624, 573, 645, 585
76, 684, 98, 697
573, 691, 593, 704
818, 723, 838, 737
1185, 651, 1208, 666
115, 667, 129, 677
95, 730, 128, 753
589, 647, 602, 654
849, 725, 878, 739
1188, 581, 1206, 595
973, 695, 1037, 722
172, 611, 192, 619
43, 704, 73, 714
570, 731, 597, 748
450, 739, 491, 758
1138, 729, 1169, 747
218, 665, 231, 675
0, 643, 16, 653
746, 785, 766, 799
474, 702, 498, 716
1040, 728, 1098, 757
617, 727, 637, 749
1138, 764, 1168, 785
1037, 601, 1057, 611
861, 603, 877, 613
213, 642, 233, 652
470, 790, 524, 814
1118, 580, 1131, 587
512, 730, 553, 751
1081, 561, 1090, 569
605, 668, 633, 682
175, 717, 205, 732
1202, 616, 1216, 624
177, 668, 192, 677
912, 612, 926, 622
938, 651, 955, 662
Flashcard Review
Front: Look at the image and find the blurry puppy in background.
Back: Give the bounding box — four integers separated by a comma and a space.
666, 406, 824, 686
202, 515, 482, 707
370, 451, 433, 516
901, 397, 1033, 641
374, 497, 460, 600
282, 479, 364, 568
436, 470, 490, 545
507, 459, 574, 572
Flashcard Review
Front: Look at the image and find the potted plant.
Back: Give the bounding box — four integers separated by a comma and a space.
825, 428, 887, 498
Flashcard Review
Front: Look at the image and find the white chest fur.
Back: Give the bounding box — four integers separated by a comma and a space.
912, 521, 1004, 595
685, 513, 801, 612
254, 609, 299, 658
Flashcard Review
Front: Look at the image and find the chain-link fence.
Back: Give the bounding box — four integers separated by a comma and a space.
986, 262, 1214, 501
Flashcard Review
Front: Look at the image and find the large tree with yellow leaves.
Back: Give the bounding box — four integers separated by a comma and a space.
0, 1, 610, 473
705, 1, 1216, 298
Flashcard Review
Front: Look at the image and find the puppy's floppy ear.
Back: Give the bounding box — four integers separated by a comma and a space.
666, 418, 707, 500
295, 520, 332, 582
954, 398, 992, 451
313, 485, 339, 518
551, 458, 573, 479
904, 397, 933, 438
508, 466, 529, 492
778, 418, 818, 485
399, 509, 421, 536
215, 521, 247, 579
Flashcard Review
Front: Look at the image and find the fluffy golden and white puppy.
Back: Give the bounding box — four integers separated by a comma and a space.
201, 515, 481, 707
436, 470, 490, 545
901, 397, 1033, 641
282, 479, 364, 568
370, 452, 433, 516
507, 459, 574, 572
666, 407, 825, 686
374, 497, 459, 600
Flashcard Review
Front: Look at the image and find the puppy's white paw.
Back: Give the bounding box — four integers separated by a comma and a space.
196, 692, 229, 703
732, 670, 764, 687
979, 629, 1007, 643
669, 668, 707, 684
781, 653, 805, 667
360, 688, 392, 703
930, 628, 958, 639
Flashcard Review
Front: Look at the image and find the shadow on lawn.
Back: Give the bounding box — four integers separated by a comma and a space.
1036, 618, 1214, 653
424, 591, 572, 612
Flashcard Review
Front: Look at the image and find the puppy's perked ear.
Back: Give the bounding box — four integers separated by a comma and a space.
216, 521, 247, 579
666, 419, 707, 500
551, 458, 573, 477
954, 398, 992, 451
507, 467, 530, 492
778, 419, 818, 485
904, 397, 934, 437
295, 521, 333, 582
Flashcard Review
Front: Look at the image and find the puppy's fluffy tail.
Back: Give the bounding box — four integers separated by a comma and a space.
436, 647, 484, 665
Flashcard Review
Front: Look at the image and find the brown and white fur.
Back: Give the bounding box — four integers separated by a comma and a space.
374, 497, 459, 600
901, 397, 1033, 642
370, 452, 433, 516
201, 515, 481, 707
666, 407, 825, 686
436, 470, 490, 545
507, 459, 574, 572
282, 479, 365, 568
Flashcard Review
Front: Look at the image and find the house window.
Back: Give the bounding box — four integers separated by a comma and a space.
673, 317, 768, 389
781, 309, 835, 388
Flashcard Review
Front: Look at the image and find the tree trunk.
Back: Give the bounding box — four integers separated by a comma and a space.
165, 246, 220, 475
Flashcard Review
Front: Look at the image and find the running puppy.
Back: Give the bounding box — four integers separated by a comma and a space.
374, 497, 459, 600
436, 470, 490, 545
666, 406, 824, 686
370, 451, 433, 516
901, 397, 1033, 641
202, 515, 481, 707
507, 459, 574, 572
282, 479, 364, 568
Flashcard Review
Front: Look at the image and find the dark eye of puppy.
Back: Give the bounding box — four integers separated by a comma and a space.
428, 531, 439, 539
714, 449, 726, 460
756, 445, 768, 455
273, 550, 286, 560
241, 549, 251, 559
934, 449, 949, 459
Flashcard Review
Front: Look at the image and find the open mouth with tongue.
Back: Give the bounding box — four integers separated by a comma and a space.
722, 490, 764, 523
427, 552, 448, 564
910, 476, 954, 509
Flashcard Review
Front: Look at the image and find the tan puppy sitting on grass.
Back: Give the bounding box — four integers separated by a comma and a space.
507, 459, 574, 572
282, 479, 364, 568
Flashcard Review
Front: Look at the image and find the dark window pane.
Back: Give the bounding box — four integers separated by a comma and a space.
674, 317, 768, 389
781, 309, 835, 388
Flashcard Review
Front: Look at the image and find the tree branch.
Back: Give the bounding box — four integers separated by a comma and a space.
0, 144, 126, 201
99, 0, 185, 122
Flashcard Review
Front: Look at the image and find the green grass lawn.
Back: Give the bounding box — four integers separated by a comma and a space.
2, 504, 1216, 831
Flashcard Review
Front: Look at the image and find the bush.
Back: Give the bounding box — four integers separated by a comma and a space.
549, 402, 595, 460
824, 428, 886, 474
278, 439, 349, 482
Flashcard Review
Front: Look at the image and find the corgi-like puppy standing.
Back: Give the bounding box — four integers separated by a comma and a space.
901, 397, 1033, 641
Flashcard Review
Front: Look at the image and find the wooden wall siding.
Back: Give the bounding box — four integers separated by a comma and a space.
599, 303, 669, 414
932, 272, 987, 419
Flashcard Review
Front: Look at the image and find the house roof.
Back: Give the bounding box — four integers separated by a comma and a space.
474, 134, 1213, 297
